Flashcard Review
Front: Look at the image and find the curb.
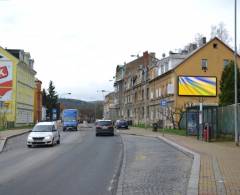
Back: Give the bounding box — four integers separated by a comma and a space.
0, 129, 31, 153
109, 134, 124, 195
157, 135, 200, 195
116, 135, 127, 195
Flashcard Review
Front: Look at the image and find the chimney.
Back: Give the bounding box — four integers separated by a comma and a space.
149, 52, 155, 58
202, 37, 206, 45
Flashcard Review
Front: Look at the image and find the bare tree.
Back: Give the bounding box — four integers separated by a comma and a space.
158, 105, 186, 129
210, 22, 232, 45
194, 33, 205, 47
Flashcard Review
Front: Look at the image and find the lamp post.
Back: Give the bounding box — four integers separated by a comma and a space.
234, 0, 239, 146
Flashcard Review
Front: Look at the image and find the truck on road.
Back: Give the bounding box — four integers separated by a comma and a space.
62, 109, 79, 131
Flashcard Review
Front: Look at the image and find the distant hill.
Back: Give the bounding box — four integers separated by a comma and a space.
58, 98, 103, 121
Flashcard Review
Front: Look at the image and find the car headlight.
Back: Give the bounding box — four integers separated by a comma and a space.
45, 136, 52, 140
28, 136, 33, 141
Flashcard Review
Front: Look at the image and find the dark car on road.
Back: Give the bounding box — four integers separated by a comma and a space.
115, 119, 128, 129
95, 120, 114, 136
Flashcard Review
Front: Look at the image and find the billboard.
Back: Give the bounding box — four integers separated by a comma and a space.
178, 76, 217, 96
0, 57, 13, 101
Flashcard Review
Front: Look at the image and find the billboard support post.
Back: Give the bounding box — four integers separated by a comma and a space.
199, 103, 203, 140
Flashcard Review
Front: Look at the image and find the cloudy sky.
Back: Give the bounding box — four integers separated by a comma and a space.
0, 0, 239, 101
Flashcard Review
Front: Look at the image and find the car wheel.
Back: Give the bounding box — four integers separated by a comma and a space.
95, 133, 99, 136
51, 138, 55, 146
27, 145, 32, 148
57, 136, 60, 144
63, 128, 66, 131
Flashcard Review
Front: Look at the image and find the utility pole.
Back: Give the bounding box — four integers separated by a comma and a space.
234, 0, 239, 146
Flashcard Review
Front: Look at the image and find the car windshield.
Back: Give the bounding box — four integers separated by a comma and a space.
32, 125, 53, 132
63, 117, 76, 122
97, 121, 112, 126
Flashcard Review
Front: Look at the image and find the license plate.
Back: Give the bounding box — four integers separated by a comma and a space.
103, 126, 108, 129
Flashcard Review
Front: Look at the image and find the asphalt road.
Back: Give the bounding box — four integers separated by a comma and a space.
0, 126, 193, 195
0, 127, 123, 195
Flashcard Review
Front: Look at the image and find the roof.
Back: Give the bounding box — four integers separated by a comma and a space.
173, 37, 240, 71
5, 49, 22, 59
97, 119, 112, 122
36, 121, 56, 126
149, 37, 239, 82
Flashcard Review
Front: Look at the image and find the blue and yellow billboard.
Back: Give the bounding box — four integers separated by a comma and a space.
178, 76, 217, 96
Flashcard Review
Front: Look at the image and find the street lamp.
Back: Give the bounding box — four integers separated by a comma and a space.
234, 0, 239, 146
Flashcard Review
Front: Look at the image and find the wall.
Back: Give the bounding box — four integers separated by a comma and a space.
0, 47, 19, 125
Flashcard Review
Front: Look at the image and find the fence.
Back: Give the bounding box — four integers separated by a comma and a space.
218, 103, 240, 136
179, 104, 240, 140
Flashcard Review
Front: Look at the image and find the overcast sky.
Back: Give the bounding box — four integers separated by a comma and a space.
0, 0, 239, 101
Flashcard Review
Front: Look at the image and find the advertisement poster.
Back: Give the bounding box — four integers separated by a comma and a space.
178, 76, 217, 96
0, 56, 13, 101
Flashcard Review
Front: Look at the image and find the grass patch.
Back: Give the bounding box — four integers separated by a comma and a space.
0, 125, 34, 132
132, 123, 151, 129
216, 134, 234, 142
157, 128, 187, 136
132, 123, 187, 136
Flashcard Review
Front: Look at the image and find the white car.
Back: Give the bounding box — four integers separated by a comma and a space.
27, 121, 60, 147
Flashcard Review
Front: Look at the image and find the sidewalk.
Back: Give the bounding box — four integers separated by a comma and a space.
0, 128, 31, 153
119, 127, 240, 195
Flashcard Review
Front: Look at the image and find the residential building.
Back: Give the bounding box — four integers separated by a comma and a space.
149, 37, 240, 128
122, 51, 157, 125
0, 47, 36, 127
104, 92, 118, 121
114, 65, 125, 119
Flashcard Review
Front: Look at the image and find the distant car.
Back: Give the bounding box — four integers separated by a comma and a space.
115, 119, 128, 129
95, 120, 114, 136
27, 121, 60, 147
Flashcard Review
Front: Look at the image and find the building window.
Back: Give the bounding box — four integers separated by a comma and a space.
158, 67, 161, 76
135, 92, 137, 102
142, 90, 144, 100
161, 65, 164, 74
223, 59, 229, 68
147, 106, 149, 118
147, 88, 149, 100
155, 89, 159, 98
165, 63, 169, 72
201, 59, 208, 72
150, 90, 154, 99
213, 43, 218, 49
159, 88, 161, 97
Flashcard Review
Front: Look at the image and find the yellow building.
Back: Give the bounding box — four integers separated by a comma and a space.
149, 37, 240, 128
0, 47, 36, 127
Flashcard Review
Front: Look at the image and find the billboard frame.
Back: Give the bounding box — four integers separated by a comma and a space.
177, 75, 217, 97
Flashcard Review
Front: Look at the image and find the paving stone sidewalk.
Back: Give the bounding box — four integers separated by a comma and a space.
119, 127, 240, 195
0, 129, 30, 152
